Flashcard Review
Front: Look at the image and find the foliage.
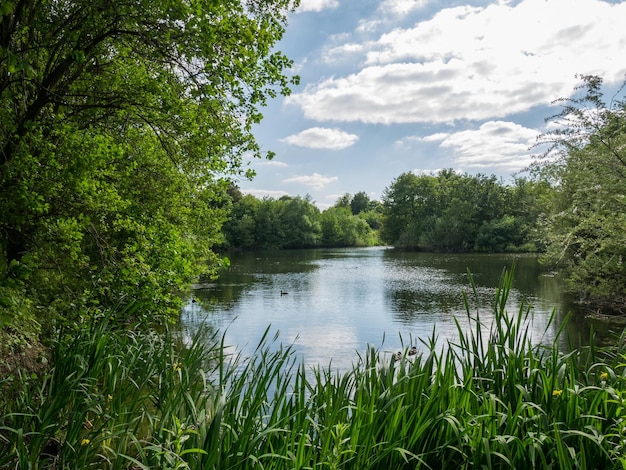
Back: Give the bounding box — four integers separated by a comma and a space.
221, 192, 381, 250
222, 173, 544, 253
320, 206, 373, 247
381, 170, 548, 252
0, 0, 299, 327
0, 305, 220, 469
349, 191, 371, 215
536, 75, 626, 311
380, 172, 437, 248
3, 270, 626, 468
278, 195, 322, 248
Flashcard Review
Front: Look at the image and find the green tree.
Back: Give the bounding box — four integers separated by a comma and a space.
382, 170, 541, 252
350, 191, 370, 215
537, 75, 626, 310
277, 195, 321, 248
255, 198, 285, 249
320, 206, 374, 247
222, 194, 260, 250
0, 0, 299, 328
334, 193, 352, 209
422, 173, 507, 252
320, 207, 350, 246
381, 172, 438, 247
359, 201, 383, 231
506, 177, 554, 252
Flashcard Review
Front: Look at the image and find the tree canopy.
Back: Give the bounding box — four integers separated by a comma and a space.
220, 192, 381, 250
535, 75, 626, 311
380, 170, 545, 252
0, 0, 299, 332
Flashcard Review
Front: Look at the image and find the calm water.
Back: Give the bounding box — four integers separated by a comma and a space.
180, 247, 616, 371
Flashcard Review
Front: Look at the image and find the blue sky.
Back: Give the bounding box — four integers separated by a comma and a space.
239, 0, 626, 209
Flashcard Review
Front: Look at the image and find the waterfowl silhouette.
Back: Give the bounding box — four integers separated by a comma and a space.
280, 290, 288, 295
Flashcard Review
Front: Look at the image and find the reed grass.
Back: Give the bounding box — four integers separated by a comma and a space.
2, 268, 626, 468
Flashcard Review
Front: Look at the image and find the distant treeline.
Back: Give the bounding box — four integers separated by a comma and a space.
220, 188, 383, 249
220, 170, 552, 253
221, 76, 626, 312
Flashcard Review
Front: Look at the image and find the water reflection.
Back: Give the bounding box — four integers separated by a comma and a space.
181, 247, 615, 372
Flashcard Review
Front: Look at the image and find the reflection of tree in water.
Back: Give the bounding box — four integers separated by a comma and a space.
194, 283, 249, 312
190, 249, 324, 313
387, 288, 462, 322
559, 294, 626, 350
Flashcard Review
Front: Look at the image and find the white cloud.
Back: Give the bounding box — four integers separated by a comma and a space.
290, 57, 307, 74
432, 121, 541, 172
284, 172, 339, 189
281, 127, 359, 150
257, 160, 288, 167
323, 41, 369, 64
421, 132, 450, 142
356, 19, 382, 34
395, 132, 450, 147
297, 0, 339, 13
379, 0, 431, 16
286, 0, 626, 125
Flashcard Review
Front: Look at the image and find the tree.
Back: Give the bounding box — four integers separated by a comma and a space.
537, 75, 626, 311
277, 196, 321, 248
350, 191, 370, 215
320, 207, 350, 246
0, 0, 300, 328
422, 173, 507, 252
320, 206, 374, 247
254, 198, 284, 249
334, 193, 352, 209
382, 170, 541, 252
222, 194, 260, 250
381, 172, 438, 247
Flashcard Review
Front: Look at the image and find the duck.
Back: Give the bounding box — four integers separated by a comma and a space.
280, 290, 288, 295
408, 346, 418, 356
395, 351, 402, 361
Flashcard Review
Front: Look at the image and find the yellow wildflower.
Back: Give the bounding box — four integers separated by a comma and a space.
173, 362, 182, 372
600, 372, 609, 380
552, 389, 563, 397
81, 438, 90, 446
107, 394, 113, 401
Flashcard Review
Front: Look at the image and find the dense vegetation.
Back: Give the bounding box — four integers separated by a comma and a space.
380, 171, 550, 253
222, 170, 554, 253
220, 189, 382, 249
0, 0, 299, 347
221, 173, 548, 253
535, 75, 626, 313
3, 270, 626, 469
220, 169, 556, 259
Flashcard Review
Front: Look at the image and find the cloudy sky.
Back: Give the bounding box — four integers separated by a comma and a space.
240, 0, 626, 209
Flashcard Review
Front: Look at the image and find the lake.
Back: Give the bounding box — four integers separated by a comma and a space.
180, 247, 619, 371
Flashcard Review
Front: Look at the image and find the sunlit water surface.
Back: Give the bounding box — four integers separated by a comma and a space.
180, 247, 612, 372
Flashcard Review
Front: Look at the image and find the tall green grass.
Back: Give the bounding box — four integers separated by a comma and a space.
2, 268, 626, 468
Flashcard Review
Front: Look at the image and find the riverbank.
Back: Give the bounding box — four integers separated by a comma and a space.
2, 270, 626, 468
